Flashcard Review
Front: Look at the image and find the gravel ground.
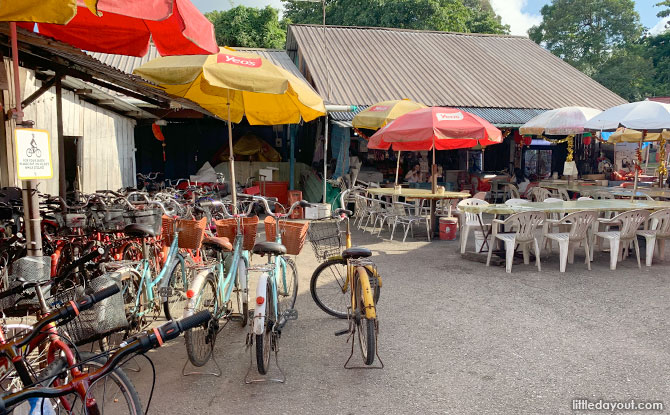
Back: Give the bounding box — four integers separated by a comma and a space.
124, 225, 670, 415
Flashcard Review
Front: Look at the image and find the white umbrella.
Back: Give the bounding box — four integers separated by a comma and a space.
520, 106, 602, 136
584, 101, 670, 131
585, 101, 670, 194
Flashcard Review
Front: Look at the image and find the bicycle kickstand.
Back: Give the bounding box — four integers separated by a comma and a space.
343, 322, 384, 370
244, 331, 286, 384
182, 342, 222, 377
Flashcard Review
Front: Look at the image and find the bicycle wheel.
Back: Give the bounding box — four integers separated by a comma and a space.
356, 268, 377, 366
255, 279, 274, 375
43, 352, 142, 415
35, 149, 41, 158
311, 258, 381, 319
277, 257, 298, 318
0, 324, 50, 394
162, 255, 193, 321
100, 267, 143, 351
184, 273, 217, 367
234, 256, 249, 327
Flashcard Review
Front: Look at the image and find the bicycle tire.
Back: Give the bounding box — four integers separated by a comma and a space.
356, 269, 377, 366
100, 267, 143, 351
235, 256, 249, 327
184, 273, 217, 367
310, 258, 381, 319
277, 257, 298, 317
42, 352, 142, 415
35, 149, 41, 158
162, 255, 193, 321
255, 279, 274, 375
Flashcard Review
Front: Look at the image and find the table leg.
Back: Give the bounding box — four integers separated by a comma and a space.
476, 214, 492, 253
430, 199, 437, 236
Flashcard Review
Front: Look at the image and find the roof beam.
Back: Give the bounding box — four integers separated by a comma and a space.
74, 88, 93, 95
21, 74, 58, 109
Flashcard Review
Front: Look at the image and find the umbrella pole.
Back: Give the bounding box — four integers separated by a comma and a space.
323, 114, 329, 204
227, 90, 237, 214
632, 138, 642, 201
395, 151, 401, 186
432, 145, 437, 194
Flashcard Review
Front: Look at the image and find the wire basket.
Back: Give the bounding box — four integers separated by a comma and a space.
307, 220, 343, 262
264, 217, 309, 255
216, 217, 258, 251
48, 273, 128, 346
0, 256, 51, 315
163, 216, 207, 250
123, 208, 162, 235
91, 207, 127, 232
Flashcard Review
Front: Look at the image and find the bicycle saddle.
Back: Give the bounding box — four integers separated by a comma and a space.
342, 247, 372, 260
252, 241, 286, 256
202, 236, 232, 252
123, 223, 156, 238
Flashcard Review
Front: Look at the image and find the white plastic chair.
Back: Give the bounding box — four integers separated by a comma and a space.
636, 208, 670, 266
541, 197, 565, 250
556, 188, 571, 201
595, 209, 650, 270
504, 198, 529, 207
528, 187, 551, 202
506, 183, 520, 200
544, 210, 598, 272
457, 198, 490, 253
486, 211, 545, 273
577, 196, 593, 201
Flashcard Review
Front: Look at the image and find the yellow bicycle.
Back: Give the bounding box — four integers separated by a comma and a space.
308, 189, 382, 366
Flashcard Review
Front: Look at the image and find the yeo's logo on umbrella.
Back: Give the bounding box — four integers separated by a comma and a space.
369, 105, 390, 112
217, 53, 262, 68
436, 112, 464, 122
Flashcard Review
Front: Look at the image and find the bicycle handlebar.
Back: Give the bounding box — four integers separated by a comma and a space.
0, 310, 212, 414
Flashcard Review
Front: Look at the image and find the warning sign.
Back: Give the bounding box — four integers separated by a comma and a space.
15, 129, 53, 180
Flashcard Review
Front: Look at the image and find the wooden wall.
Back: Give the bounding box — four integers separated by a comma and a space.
1, 62, 137, 194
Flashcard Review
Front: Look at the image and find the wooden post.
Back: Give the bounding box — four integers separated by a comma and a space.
56, 76, 66, 198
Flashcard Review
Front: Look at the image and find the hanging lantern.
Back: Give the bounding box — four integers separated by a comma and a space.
513, 130, 522, 145
152, 122, 165, 141
523, 135, 532, 146
583, 133, 592, 146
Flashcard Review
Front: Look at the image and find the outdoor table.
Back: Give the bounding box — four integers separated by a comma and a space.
540, 182, 670, 200
366, 187, 470, 235
459, 199, 670, 254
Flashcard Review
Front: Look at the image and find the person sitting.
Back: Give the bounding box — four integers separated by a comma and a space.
405, 164, 422, 183
512, 168, 530, 194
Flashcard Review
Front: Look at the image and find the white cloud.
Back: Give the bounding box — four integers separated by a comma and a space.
650, 16, 669, 35
489, 0, 542, 37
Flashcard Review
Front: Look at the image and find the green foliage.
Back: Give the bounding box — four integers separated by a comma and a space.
281, 0, 509, 34
206, 6, 286, 49
644, 31, 670, 96
529, 0, 643, 75
593, 43, 656, 101
657, 1, 670, 30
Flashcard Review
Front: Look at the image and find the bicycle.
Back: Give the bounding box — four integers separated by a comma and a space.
246, 195, 306, 378
0, 305, 210, 415
307, 188, 383, 367
181, 199, 253, 371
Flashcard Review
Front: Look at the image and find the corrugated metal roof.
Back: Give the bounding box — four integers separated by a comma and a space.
286, 25, 627, 111
649, 97, 670, 104
90, 45, 312, 89
329, 105, 545, 127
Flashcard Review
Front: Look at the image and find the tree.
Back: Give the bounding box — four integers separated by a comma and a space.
281, 0, 509, 34
658, 1, 670, 29
645, 31, 670, 96
593, 44, 656, 101
206, 6, 286, 49
529, 0, 643, 76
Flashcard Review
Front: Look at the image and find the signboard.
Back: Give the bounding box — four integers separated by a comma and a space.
15, 128, 53, 180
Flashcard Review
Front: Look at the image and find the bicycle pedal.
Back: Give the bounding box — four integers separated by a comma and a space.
334, 328, 349, 337
158, 287, 172, 297
283, 309, 298, 321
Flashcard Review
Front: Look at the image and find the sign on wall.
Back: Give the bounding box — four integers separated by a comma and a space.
15, 128, 53, 180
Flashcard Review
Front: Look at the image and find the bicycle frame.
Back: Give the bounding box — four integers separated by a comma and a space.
211, 232, 249, 319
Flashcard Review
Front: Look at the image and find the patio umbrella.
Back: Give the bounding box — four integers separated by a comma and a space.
606, 128, 670, 143
134, 48, 326, 210
519, 106, 602, 136
14, 0, 218, 57
352, 99, 427, 185
369, 107, 502, 192
585, 101, 670, 194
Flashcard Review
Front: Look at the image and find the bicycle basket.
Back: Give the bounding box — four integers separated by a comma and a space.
0, 256, 51, 316
264, 217, 309, 256
124, 208, 162, 235
91, 207, 127, 232
307, 220, 342, 261
49, 273, 128, 346
65, 213, 87, 228
163, 216, 207, 250
216, 217, 258, 251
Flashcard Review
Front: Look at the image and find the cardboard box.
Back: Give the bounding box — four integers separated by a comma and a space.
305, 203, 331, 219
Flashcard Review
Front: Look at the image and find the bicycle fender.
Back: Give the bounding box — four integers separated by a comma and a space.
183, 269, 211, 318
158, 255, 183, 302
253, 273, 268, 336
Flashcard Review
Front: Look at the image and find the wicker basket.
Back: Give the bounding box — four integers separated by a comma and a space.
163, 216, 207, 250
216, 217, 258, 251
264, 217, 309, 255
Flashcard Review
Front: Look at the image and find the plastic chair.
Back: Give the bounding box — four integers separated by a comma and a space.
486, 211, 546, 273
577, 196, 593, 201
473, 192, 487, 200
457, 198, 490, 254
636, 208, 670, 266
528, 187, 551, 202
556, 188, 571, 201
595, 209, 650, 270
504, 198, 529, 207
506, 183, 520, 200
544, 210, 598, 272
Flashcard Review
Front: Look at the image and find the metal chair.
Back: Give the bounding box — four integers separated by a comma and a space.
544, 210, 598, 272
636, 208, 670, 266
390, 201, 431, 242
595, 209, 650, 270
486, 211, 546, 273
457, 198, 490, 254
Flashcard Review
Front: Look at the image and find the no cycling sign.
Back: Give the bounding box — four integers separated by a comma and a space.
15, 128, 53, 180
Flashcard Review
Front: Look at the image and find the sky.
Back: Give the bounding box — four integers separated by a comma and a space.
192, 0, 669, 37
